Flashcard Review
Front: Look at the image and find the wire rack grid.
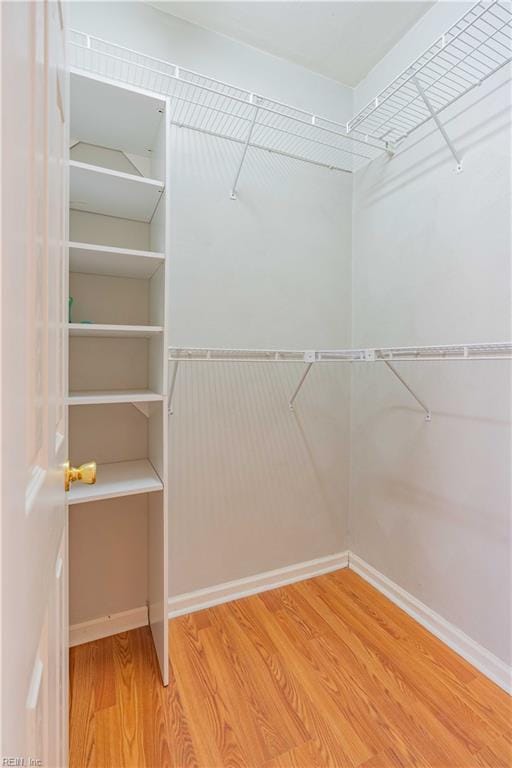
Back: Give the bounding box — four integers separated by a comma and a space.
168, 342, 512, 363
68, 30, 384, 174
348, 0, 512, 145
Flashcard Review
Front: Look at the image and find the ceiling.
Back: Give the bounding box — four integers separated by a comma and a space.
148, 1, 435, 87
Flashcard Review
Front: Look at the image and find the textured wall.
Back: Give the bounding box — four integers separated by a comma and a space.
168, 129, 352, 594
351, 4, 512, 664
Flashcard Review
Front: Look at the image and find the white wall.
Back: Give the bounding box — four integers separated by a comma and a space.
70, 2, 354, 595
351, 4, 512, 664
69, 2, 352, 122
168, 128, 352, 594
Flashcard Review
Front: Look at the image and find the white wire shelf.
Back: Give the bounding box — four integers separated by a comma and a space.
348, 0, 512, 146
168, 342, 512, 363
68, 0, 512, 178
167, 342, 511, 420
68, 30, 384, 174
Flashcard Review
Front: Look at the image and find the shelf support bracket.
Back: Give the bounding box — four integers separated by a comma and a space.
230, 101, 260, 200
382, 359, 431, 422
131, 402, 150, 418
289, 352, 316, 410
168, 360, 180, 416
412, 76, 462, 172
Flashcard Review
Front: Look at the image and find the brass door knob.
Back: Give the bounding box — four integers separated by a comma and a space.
64, 460, 97, 491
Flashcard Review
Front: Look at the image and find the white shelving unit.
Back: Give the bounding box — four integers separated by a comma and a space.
68, 459, 163, 504
68, 70, 170, 685
69, 242, 165, 279
68, 0, 512, 189
69, 323, 163, 338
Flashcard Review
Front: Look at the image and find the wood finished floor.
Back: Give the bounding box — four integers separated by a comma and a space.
69, 569, 512, 768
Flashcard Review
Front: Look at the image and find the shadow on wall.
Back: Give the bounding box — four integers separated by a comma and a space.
356, 76, 512, 205
168, 362, 350, 595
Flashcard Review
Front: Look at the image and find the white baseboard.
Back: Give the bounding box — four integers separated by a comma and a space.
168, 551, 349, 618
71, 551, 510, 694
69, 605, 148, 647
349, 553, 512, 695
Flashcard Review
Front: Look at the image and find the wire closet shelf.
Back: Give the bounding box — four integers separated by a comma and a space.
168, 343, 512, 363
167, 343, 512, 420
69, 0, 511, 175
68, 33, 382, 173
348, 0, 512, 146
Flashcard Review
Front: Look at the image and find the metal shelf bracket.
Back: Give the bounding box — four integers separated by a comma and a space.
131, 402, 150, 418
230, 98, 260, 200
412, 76, 462, 173
289, 351, 316, 410
383, 359, 432, 422
168, 360, 180, 416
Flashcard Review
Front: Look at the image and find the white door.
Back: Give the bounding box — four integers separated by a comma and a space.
1, 2, 69, 766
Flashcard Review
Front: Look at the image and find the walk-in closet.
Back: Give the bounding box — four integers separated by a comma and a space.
1, 0, 510, 766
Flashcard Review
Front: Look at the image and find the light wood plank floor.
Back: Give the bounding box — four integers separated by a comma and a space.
70, 569, 512, 767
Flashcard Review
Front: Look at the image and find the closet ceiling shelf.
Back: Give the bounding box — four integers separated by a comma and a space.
348, 0, 512, 147
68, 32, 384, 175
69, 0, 511, 178
168, 342, 512, 363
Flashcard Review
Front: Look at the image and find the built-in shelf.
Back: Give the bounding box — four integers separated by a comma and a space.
69, 160, 164, 222
68, 459, 163, 505
70, 71, 166, 159
69, 323, 163, 338
68, 390, 163, 405
69, 242, 165, 279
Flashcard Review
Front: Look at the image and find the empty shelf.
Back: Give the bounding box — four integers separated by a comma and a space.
68, 390, 163, 405
69, 242, 165, 279
69, 161, 164, 222
69, 323, 163, 338
70, 72, 166, 159
68, 459, 163, 504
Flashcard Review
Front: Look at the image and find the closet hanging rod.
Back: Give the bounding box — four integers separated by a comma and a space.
168, 342, 512, 363
168, 342, 511, 419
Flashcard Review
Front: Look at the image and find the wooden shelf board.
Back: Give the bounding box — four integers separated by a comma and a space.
69, 323, 163, 338
69, 242, 165, 279
68, 459, 163, 505
69, 161, 164, 222
68, 390, 163, 405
